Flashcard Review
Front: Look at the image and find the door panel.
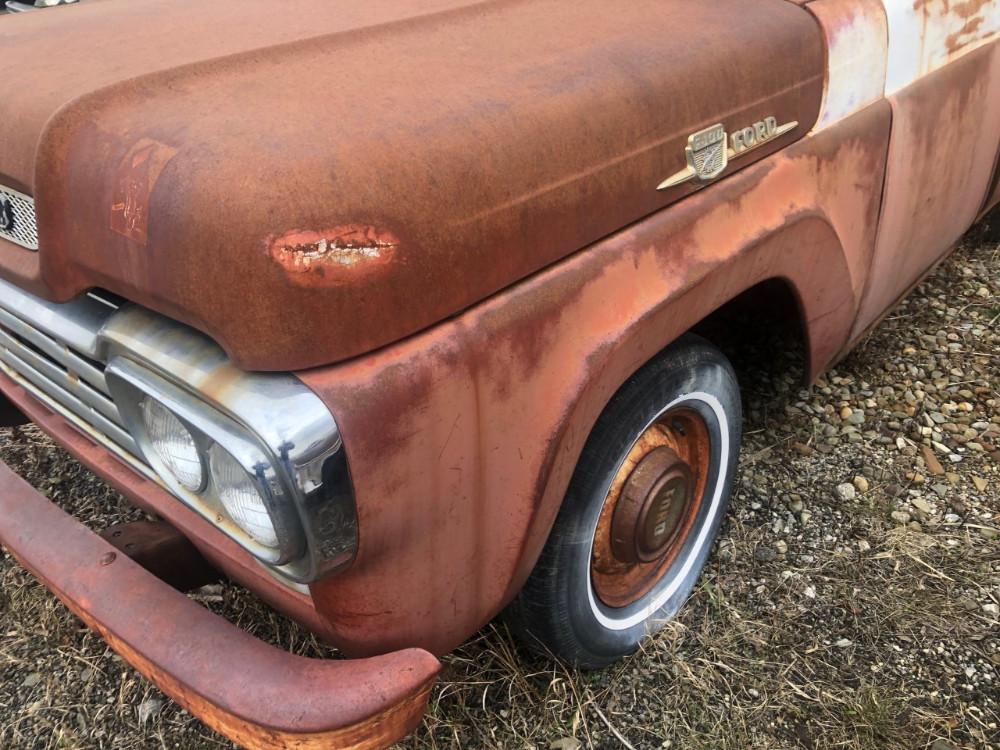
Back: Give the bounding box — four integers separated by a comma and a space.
853, 42, 1000, 338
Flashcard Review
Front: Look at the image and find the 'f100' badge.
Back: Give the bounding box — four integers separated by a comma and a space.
657, 117, 797, 191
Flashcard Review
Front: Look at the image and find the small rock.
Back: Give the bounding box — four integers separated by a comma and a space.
911, 497, 933, 514
957, 595, 979, 612
754, 546, 778, 563
835, 638, 853, 648
981, 527, 998, 540
804, 585, 817, 599
835, 483, 857, 501
792, 442, 814, 457
983, 603, 999, 617
921, 445, 945, 475
857, 540, 871, 553
971, 475, 988, 492
789, 497, 804, 513
853, 475, 870, 493
138, 698, 163, 726
800, 511, 812, 525
932, 440, 951, 454
21, 673, 41, 689
891, 510, 912, 524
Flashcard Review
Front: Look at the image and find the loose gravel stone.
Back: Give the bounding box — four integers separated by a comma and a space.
835, 483, 857, 501
754, 546, 778, 563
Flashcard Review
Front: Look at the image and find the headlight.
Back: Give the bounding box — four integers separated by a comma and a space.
140, 397, 204, 491
209, 444, 279, 548
106, 348, 357, 584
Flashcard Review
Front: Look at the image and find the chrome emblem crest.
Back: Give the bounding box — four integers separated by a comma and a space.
658, 116, 798, 191
686, 124, 728, 183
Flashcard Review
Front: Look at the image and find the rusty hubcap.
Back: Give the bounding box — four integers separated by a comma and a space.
591, 408, 710, 608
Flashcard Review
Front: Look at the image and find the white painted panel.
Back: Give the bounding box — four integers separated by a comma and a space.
882, 0, 1000, 94
809, 0, 888, 130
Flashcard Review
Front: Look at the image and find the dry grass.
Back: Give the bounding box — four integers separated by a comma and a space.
1, 217, 998, 749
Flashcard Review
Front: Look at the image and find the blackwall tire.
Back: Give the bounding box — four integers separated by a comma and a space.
506, 335, 742, 668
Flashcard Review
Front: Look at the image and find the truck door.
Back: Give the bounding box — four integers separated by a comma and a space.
852, 0, 1000, 338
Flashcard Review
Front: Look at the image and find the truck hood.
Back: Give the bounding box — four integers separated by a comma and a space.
0, 0, 824, 371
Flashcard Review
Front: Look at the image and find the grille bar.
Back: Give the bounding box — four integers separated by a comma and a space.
0, 307, 109, 395
0, 277, 142, 464
0, 328, 123, 427
0, 344, 139, 455
0, 184, 39, 251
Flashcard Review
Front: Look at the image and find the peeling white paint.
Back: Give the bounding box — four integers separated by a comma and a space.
882, 0, 1000, 94
810, 0, 889, 130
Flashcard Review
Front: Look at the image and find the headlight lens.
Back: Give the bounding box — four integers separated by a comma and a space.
140, 398, 204, 491
209, 444, 279, 548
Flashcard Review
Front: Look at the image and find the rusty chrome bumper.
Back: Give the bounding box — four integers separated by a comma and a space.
0, 460, 440, 750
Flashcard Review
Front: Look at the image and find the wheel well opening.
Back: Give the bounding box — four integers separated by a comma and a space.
691, 278, 809, 406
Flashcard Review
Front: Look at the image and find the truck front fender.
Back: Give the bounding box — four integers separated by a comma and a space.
300, 100, 892, 657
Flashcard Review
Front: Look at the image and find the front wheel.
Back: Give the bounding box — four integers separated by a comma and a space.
506, 335, 742, 668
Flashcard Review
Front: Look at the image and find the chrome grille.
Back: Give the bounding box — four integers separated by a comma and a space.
0, 185, 39, 251
0, 278, 153, 478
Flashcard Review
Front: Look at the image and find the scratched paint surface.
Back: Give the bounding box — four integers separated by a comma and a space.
808, 0, 889, 128
301, 105, 891, 656
0, 0, 825, 370
882, 0, 999, 93
268, 226, 399, 285
854, 41, 1000, 337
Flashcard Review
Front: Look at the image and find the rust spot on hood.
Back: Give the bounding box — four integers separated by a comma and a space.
268, 225, 399, 284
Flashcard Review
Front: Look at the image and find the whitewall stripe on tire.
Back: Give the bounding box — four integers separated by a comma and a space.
585, 391, 730, 631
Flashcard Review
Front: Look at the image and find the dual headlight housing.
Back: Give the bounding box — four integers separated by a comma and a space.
104, 344, 356, 583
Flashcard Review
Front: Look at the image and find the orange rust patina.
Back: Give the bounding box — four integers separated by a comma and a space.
301, 103, 893, 656
0, 2, 999, 749
0, 461, 439, 750
0, 0, 825, 370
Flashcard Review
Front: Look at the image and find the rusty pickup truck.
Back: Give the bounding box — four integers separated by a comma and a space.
1, 1, 998, 747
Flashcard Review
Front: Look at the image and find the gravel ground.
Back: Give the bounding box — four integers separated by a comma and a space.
1, 216, 998, 750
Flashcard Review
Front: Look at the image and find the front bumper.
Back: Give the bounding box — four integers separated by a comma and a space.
0, 457, 440, 749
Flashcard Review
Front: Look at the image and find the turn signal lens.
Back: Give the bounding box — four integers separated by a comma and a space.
209, 444, 279, 548
141, 397, 204, 491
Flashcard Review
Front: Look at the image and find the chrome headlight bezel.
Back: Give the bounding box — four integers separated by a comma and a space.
108, 359, 305, 567
0, 278, 357, 584
98, 303, 359, 584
